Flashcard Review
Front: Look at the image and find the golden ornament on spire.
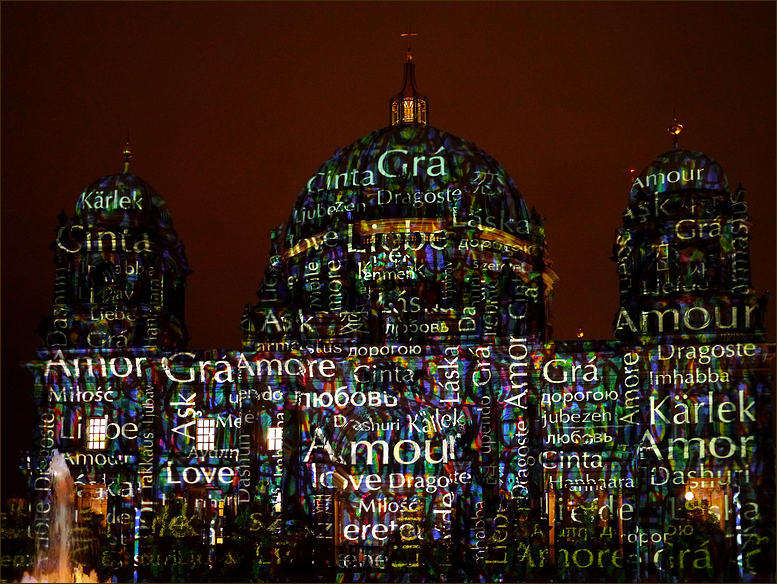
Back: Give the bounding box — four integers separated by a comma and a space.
123, 137, 133, 173
668, 111, 683, 151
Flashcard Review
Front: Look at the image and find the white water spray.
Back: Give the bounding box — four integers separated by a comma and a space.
21, 451, 99, 583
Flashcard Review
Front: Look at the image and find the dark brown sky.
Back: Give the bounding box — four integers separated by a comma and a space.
2, 2, 775, 498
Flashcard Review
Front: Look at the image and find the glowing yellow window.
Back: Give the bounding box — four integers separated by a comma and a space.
268, 427, 283, 451
196, 418, 217, 451
402, 97, 415, 122
87, 416, 108, 450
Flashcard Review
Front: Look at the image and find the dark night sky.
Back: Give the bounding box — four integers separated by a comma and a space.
2, 2, 774, 499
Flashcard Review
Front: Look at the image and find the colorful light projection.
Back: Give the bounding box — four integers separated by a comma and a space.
20, 118, 773, 582
39, 173, 191, 351
242, 124, 557, 347
614, 150, 767, 343
26, 337, 774, 582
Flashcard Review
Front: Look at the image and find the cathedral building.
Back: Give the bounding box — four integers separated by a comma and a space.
23, 54, 774, 582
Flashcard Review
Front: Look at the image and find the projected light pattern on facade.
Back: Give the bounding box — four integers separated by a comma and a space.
25, 337, 773, 581
17, 56, 774, 583
614, 150, 765, 343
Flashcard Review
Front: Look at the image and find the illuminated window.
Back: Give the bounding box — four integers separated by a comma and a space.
76, 484, 108, 525
196, 418, 217, 451
402, 97, 416, 122
268, 427, 283, 451
87, 417, 108, 450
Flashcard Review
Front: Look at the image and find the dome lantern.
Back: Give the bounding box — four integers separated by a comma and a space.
390, 49, 428, 126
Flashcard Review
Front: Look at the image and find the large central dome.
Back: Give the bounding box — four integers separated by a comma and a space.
242, 57, 556, 347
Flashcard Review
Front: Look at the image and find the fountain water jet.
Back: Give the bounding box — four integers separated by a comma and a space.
21, 451, 100, 583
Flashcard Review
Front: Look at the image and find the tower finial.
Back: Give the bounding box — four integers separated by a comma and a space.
401, 30, 417, 58
668, 109, 683, 151
122, 134, 133, 173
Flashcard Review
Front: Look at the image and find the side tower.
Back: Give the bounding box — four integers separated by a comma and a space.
613, 122, 768, 344
610, 123, 774, 582
25, 150, 191, 582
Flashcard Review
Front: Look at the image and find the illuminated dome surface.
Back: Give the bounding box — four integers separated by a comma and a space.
75, 172, 174, 230
629, 149, 729, 203
283, 123, 533, 248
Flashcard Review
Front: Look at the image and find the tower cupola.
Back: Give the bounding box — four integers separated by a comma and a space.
613, 121, 768, 343
39, 145, 192, 350
390, 50, 428, 126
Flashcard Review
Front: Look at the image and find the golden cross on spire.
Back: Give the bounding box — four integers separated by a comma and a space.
401, 30, 417, 59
